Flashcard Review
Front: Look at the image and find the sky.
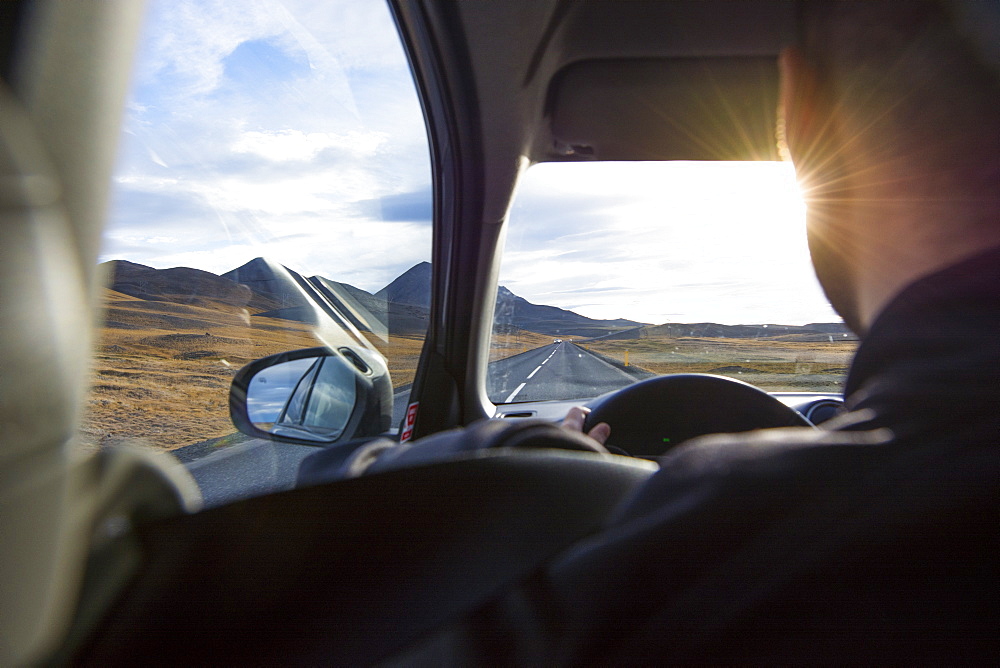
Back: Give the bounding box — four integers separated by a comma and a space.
105, 0, 432, 293
103, 0, 839, 326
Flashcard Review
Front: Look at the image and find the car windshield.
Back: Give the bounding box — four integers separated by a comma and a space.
487, 161, 858, 404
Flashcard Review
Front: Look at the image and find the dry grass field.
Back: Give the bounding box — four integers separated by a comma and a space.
78, 290, 429, 453
584, 335, 857, 392
363, 333, 425, 388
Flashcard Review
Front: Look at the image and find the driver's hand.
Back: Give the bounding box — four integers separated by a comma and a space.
561, 406, 611, 446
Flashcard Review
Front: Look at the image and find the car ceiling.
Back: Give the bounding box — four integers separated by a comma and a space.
465, 0, 792, 163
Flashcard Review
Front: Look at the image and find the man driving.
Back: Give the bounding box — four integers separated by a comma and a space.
495, 1, 1000, 662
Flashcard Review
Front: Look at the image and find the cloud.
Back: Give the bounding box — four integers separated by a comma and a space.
231, 129, 387, 163
106, 0, 432, 287
353, 187, 433, 224
552, 286, 633, 295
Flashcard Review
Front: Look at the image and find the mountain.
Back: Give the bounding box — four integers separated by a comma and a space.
103, 258, 849, 342
494, 286, 643, 338
374, 261, 432, 307
219, 259, 428, 335
103, 260, 252, 310
310, 275, 428, 336
311, 276, 387, 317
374, 263, 645, 337
221, 258, 307, 313
99, 259, 656, 339
594, 321, 857, 342
804, 323, 854, 334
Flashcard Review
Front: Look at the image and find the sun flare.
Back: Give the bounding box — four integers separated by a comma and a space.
503, 160, 827, 325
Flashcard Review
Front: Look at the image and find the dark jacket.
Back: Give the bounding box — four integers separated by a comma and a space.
463, 246, 1000, 664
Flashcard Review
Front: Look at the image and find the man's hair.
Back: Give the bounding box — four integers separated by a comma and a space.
796, 0, 999, 197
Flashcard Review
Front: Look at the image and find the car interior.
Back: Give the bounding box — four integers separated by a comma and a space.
1, 0, 992, 664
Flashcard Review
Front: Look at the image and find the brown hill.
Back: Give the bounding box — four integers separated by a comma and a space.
103, 260, 258, 311
310, 276, 428, 336
593, 321, 857, 342
82, 288, 320, 452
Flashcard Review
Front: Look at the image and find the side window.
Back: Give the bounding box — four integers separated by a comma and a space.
246, 357, 315, 425
280, 360, 322, 427
79, 1, 431, 455
301, 357, 357, 430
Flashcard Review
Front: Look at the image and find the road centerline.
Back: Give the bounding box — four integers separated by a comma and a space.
505, 382, 527, 403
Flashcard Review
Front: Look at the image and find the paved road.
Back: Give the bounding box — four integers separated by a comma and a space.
488, 341, 650, 403
182, 437, 317, 508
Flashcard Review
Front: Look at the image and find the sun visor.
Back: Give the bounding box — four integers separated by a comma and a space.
545, 58, 781, 162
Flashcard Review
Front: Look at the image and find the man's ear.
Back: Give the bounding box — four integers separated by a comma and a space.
780, 46, 865, 336
778, 46, 823, 167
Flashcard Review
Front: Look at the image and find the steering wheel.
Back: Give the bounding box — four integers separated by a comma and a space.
583, 374, 813, 457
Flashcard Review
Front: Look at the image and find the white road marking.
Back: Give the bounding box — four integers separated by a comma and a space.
505, 382, 527, 403
504, 347, 561, 402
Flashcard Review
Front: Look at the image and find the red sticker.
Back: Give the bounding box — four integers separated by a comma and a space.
400, 401, 419, 442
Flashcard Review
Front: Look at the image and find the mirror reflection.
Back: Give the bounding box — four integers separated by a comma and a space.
247, 354, 357, 442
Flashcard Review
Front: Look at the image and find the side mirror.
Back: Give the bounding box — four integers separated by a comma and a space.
229, 346, 392, 445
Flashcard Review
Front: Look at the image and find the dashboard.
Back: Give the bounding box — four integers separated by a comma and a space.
494, 392, 844, 425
